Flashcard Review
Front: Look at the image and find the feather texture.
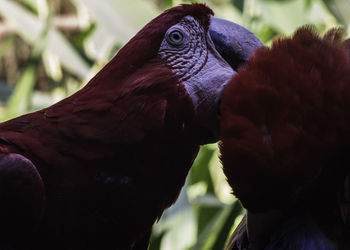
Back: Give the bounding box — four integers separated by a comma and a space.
0, 61, 198, 250
221, 26, 350, 249
220, 26, 350, 212
0, 150, 44, 249
0, 4, 214, 250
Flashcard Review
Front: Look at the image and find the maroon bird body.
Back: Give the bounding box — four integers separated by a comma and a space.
220, 27, 350, 249
0, 4, 262, 250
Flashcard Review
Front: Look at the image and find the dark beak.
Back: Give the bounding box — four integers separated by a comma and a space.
209, 16, 263, 70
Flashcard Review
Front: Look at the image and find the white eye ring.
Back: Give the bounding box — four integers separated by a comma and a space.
166, 29, 184, 46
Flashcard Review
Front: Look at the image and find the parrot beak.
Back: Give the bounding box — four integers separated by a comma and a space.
209, 16, 263, 70
193, 17, 262, 144
183, 16, 263, 145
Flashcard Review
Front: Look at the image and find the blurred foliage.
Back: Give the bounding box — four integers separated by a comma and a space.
0, 0, 346, 249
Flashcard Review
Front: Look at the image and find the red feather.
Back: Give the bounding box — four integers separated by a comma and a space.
221, 26, 350, 250
220, 26, 350, 212
0, 4, 213, 250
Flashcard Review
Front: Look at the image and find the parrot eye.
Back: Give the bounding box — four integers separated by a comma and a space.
166, 29, 185, 46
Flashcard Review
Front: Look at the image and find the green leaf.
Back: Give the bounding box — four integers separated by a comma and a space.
253, 23, 279, 43
148, 230, 167, 250
190, 203, 241, 250
159, 0, 173, 8
232, 0, 244, 12
189, 145, 220, 238
258, 0, 309, 34
152, 178, 197, 250
320, 0, 350, 26
0, 34, 14, 61
3, 62, 37, 120
18, 0, 39, 14
190, 144, 217, 191
0, 0, 90, 79
73, 0, 161, 60
211, 201, 243, 250
1, 10, 48, 121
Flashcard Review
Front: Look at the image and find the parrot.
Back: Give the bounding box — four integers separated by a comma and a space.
220, 26, 350, 249
0, 3, 262, 250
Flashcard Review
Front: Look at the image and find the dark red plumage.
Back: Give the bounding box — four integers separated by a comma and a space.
0, 147, 44, 250
0, 4, 213, 250
0, 65, 196, 250
0, 2, 265, 248
220, 27, 350, 249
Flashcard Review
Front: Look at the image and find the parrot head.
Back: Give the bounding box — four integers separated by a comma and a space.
84, 3, 263, 145
157, 11, 263, 143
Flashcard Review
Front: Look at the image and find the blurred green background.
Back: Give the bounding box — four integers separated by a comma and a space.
0, 0, 348, 249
